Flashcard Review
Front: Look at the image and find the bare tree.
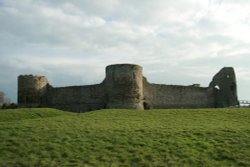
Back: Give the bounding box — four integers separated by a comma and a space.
0, 91, 5, 104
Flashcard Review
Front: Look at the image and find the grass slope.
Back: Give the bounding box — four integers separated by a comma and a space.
0, 108, 250, 166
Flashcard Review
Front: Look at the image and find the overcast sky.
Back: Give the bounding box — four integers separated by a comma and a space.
0, 0, 250, 102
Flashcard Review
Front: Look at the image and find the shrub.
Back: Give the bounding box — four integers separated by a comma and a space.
1, 103, 18, 109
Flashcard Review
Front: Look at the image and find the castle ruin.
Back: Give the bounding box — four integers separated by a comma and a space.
18, 64, 239, 112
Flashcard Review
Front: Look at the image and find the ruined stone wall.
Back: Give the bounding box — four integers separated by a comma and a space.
45, 84, 106, 112
17, 64, 239, 111
209, 67, 239, 107
143, 79, 215, 109
18, 75, 48, 107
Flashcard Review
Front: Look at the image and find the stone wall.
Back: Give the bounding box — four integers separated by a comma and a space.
209, 67, 239, 107
17, 64, 239, 112
44, 84, 106, 112
143, 78, 215, 109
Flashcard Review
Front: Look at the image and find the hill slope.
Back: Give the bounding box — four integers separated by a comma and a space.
0, 108, 250, 166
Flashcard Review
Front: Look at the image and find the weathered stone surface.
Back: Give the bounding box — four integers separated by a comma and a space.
105, 64, 144, 110
209, 67, 239, 107
18, 75, 48, 108
143, 78, 215, 109
17, 64, 239, 112
45, 84, 106, 112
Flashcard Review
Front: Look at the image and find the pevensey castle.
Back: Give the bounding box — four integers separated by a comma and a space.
18, 64, 239, 112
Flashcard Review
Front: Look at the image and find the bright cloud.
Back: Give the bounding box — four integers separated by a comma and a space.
0, 0, 250, 101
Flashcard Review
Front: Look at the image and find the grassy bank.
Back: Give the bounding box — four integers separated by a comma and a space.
0, 108, 250, 166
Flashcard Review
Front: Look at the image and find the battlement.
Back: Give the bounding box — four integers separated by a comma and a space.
17, 64, 239, 112
18, 74, 46, 78
18, 75, 48, 88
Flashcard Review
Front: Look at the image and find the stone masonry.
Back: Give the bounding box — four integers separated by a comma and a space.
18, 64, 239, 112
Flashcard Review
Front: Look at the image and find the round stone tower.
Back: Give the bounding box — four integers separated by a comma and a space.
18, 75, 48, 107
105, 64, 144, 110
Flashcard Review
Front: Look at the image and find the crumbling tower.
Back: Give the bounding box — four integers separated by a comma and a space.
104, 64, 144, 110
209, 67, 239, 107
18, 75, 48, 107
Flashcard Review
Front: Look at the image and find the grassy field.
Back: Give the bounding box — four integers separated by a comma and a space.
0, 108, 250, 166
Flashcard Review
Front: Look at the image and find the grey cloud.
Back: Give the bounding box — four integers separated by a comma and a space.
0, 0, 250, 101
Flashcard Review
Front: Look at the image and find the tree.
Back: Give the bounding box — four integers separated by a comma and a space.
0, 91, 5, 104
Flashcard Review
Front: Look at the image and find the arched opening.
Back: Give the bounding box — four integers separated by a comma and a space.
214, 85, 220, 90
143, 102, 150, 110
103, 104, 107, 109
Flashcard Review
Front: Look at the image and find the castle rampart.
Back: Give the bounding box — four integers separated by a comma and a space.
143, 80, 215, 109
45, 84, 106, 112
17, 64, 239, 112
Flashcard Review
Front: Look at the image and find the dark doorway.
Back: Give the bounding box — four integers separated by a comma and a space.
143, 102, 150, 110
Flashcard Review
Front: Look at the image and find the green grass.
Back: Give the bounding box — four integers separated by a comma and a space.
0, 108, 250, 166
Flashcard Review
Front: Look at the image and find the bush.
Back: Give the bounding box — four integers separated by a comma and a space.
1, 103, 18, 109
